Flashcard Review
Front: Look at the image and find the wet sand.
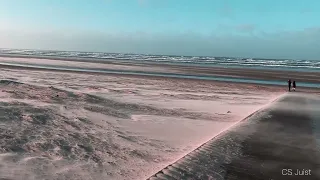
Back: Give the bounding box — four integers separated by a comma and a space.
1, 55, 320, 84
148, 93, 320, 180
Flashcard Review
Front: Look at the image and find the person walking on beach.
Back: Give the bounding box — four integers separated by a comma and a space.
292, 80, 296, 91
288, 79, 292, 91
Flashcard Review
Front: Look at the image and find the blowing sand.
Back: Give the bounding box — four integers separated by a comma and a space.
149, 93, 320, 180
0, 66, 286, 180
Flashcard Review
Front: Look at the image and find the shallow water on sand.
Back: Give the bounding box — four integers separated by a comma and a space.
0, 62, 319, 88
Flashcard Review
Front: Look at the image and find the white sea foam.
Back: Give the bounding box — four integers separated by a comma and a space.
0, 48, 319, 71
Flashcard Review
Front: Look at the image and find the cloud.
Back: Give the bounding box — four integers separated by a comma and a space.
131, 0, 148, 6
300, 6, 318, 14
235, 24, 256, 33
102, 0, 147, 5
137, 0, 145, 4
217, 1, 233, 18
0, 28, 320, 60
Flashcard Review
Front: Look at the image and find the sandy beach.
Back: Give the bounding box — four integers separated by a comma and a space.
2, 0, 320, 179
149, 93, 320, 180
0, 57, 319, 180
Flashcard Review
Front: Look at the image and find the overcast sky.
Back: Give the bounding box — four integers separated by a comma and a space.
0, 0, 320, 59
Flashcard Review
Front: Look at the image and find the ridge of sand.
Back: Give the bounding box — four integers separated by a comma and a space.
146, 93, 286, 179
148, 92, 320, 180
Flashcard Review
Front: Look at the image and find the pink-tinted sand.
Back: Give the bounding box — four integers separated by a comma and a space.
0, 64, 285, 180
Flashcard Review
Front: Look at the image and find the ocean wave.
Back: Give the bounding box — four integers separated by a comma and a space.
0, 49, 319, 70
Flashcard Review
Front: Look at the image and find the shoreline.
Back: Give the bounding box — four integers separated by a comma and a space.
1, 54, 320, 82
0, 53, 319, 72
0, 62, 319, 90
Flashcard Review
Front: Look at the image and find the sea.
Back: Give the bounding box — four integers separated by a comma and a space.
0, 48, 319, 72
0, 48, 319, 88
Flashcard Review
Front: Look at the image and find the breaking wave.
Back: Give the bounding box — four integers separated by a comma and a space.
0, 49, 319, 71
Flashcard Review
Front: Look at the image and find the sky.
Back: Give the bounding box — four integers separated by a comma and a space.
0, 0, 320, 59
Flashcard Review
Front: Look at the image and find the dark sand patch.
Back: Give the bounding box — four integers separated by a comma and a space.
148, 93, 320, 180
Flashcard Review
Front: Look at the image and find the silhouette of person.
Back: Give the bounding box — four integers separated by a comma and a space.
293, 81, 296, 91
288, 79, 292, 92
